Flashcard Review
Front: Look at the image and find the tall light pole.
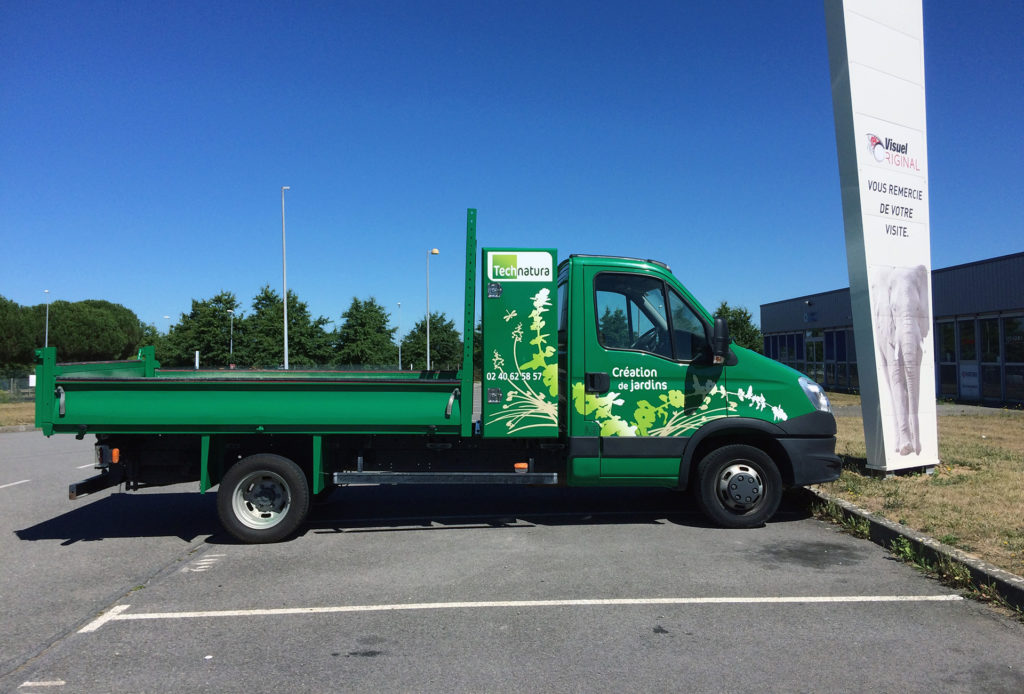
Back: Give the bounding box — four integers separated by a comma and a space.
396, 301, 402, 370
281, 186, 290, 370
227, 308, 234, 362
426, 248, 439, 371
44, 290, 50, 348
163, 315, 171, 334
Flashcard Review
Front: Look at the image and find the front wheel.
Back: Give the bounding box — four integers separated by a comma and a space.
217, 454, 310, 543
695, 444, 782, 528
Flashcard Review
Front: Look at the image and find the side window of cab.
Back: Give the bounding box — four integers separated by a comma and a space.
594, 273, 709, 362
668, 287, 710, 361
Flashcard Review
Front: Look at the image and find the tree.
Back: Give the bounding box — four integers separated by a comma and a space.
0, 296, 34, 374
599, 306, 629, 347
162, 291, 241, 367
714, 301, 763, 353
400, 312, 463, 371
44, 299, 144, 362
335, 297, 397, 367
1, 296, 148, 370
242, 286, 333, 368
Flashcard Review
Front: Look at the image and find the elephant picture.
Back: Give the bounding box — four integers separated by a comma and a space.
870, 264, 930, 456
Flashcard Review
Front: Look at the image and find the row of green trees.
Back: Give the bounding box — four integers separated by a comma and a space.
0, 289, 465, 374
158, 287, 462, 370
1, 296, 146, 376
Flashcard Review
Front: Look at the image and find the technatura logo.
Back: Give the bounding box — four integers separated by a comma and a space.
866, 133, 920, 171
488, 251, 553, 282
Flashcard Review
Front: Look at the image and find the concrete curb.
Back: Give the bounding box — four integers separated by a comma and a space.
803, 486, 1024, 613
0, 424, 37, 433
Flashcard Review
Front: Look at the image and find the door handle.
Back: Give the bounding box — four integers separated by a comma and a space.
585, 372, 610, 394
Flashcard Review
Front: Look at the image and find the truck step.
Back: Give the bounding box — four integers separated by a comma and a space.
332, 471, 558, 486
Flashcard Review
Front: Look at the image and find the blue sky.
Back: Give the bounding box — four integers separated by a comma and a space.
2, 1, 1021, 339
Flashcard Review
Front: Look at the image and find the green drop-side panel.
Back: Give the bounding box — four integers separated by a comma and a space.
480, 247, 558, 438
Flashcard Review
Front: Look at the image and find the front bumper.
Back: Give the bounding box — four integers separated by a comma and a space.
778, 436, 842, 486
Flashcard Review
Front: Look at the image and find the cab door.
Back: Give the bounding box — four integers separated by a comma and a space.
576, 265, 724, 482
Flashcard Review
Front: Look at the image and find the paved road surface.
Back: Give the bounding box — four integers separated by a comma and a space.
2, 430, 1023, 693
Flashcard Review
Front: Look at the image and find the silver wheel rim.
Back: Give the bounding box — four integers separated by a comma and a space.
716, 462, 764, 512
231, 470, 291, 530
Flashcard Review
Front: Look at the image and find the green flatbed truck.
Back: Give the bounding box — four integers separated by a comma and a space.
34, 209, 841, 543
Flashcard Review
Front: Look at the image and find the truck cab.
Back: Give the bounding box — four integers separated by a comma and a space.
558, 254, 839, 525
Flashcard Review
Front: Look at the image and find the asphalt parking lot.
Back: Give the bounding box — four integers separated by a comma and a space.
2, 430, 1023, 693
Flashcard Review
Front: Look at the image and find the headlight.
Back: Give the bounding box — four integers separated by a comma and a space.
799, 376, 832, 414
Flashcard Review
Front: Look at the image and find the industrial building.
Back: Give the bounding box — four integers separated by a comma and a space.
759, 252, 1024, 405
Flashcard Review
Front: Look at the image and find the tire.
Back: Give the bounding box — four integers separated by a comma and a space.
694, 444, 782, 528
217, 454, 310, 543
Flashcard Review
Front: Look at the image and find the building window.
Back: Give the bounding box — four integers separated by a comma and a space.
982, 365, 1002, 400
980, 318, 1000, 363
939, 365, 958, 397
1005, 317, 1024, 363
959, 319, 977, 361
938, 322, 955, 363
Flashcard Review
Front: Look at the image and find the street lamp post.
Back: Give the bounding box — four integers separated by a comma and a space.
227, 308, 234, 362
426, 248, 439, 371
397, 301, 402, 370
43, 290, 50, 348
281, 186, 290, 370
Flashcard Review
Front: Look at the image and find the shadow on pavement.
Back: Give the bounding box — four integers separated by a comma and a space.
302, 485, 813, 537
15, 485, 813, 544
14, 492, 218, 545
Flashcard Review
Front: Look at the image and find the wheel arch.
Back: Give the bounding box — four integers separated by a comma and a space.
679, 418, 794, 489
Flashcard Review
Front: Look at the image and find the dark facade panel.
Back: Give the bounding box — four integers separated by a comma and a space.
761, 288, 852, 333
932, 253, 1024, 316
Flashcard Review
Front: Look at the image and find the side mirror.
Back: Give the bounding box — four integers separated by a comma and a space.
712, 317, 731, 365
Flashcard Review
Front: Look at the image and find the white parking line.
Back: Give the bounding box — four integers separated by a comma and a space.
79, 594, 963, 633
19, 681, 66, 687
0, 479, 31, 490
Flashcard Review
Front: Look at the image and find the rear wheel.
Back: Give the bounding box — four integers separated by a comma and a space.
217, 454, 310, 543
695, 444, 782, 528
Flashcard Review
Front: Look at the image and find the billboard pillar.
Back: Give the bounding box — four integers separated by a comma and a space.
825, 0, 939, 471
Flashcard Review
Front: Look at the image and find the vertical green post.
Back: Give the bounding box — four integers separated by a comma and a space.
460, 208, 478, 438
200, 435, 211, 493
138, 345, 158, 377
34, 347, 57, 436
312, 435, 324, 494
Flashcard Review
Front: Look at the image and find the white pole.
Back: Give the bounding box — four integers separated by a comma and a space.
397, 301, 402, 369
44, 289, 50, 348
426, 249, 439, 370
281, 186, 290, 370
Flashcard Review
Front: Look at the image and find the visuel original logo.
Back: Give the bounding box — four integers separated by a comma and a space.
866, 133, 920, 171
488, 251, 553, 282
